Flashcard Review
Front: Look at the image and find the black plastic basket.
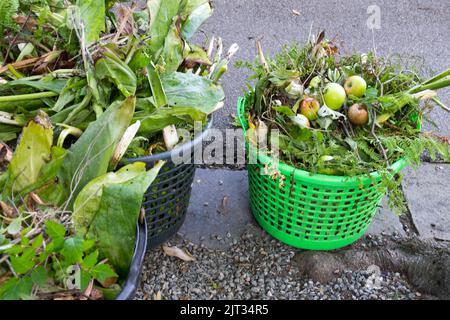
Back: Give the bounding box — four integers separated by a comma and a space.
124, 117, 213, 249
116, 220, 147, 300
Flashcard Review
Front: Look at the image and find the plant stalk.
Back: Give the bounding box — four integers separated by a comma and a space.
0, 91, 58, 102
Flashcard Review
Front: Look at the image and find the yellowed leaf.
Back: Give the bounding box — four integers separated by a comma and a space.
162, 245, 196, 262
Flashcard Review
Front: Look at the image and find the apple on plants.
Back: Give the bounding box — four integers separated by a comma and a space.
299, 96, 320, 120
344, 75, 367, 97
348, 103, 369, 126
323, 83, 346, 110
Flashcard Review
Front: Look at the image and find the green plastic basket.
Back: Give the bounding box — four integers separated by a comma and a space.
237, 97, 408, 250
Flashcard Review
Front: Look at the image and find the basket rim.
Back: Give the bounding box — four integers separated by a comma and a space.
237, 96, 408, 184
123, 114, 213, 164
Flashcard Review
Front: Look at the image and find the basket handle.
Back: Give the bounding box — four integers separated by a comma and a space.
237, 96, 248, 135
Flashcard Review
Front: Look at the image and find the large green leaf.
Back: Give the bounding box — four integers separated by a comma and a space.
75, 0, 105, 45
95, 51, 137, 97
73, 162, 164, 276
73, 162, 149, 236
57, 97, 136, 209
181, 0, 213, 40
135, 107, 207, 134
147, 0, 182, 59
5, 112, 53, 193
161, 72, 225, 114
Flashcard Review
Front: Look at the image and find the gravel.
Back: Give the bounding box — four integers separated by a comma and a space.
135, 230, 422, 300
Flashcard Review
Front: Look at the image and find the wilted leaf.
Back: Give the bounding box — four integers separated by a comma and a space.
184, 43, 212, 69
162, 245, 196, 262
6, 218, 22, 235
154, 291, 162, 300
5, 112, 53, 193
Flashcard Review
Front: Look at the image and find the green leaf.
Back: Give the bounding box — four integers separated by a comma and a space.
95, 51, 137, 97
100, 284, 122, 300
52, 78, 87, 112
61, 236, 84, 265
77, 162, 164, 276
90, 263, 118, 283
30, 266, 48, 286
45, 220, 66, 241
147, 0, 182, 59
0, 277, 33, 300
45, 220, 66, 249
82, 250, 99, 269
273, 106, 295, 117
75, 269, 92, 291
5, 112, 53, 193
31, 234, 44, 251
57, 97, 136, 208
158, 17, 185, 73
73, 162, 151, 236
161, 72, 225, 114
0, 79, 67, 94
181, 0, 213, 40
147, 62, 168, 108
135, 107, 206, 134
10, 248, 35, 274
76, 0, 105, 45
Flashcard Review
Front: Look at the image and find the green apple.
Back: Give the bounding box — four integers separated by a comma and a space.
344, 75, 367, 97
299, 97, 320, 120
323, 83, 346, 110
347, 103, 369, 126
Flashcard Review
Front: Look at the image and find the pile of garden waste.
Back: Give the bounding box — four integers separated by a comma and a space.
239, 32, 450, 212
0, 0, 234, 300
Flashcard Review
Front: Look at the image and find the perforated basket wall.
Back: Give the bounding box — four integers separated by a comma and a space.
140, 161, 195, 248
123, 117, 212, 250
238, 97, 407, 250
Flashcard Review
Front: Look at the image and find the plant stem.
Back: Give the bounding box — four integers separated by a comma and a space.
409, 76, 450, 94
0, 91, 58, 102
422, 68, 450, 85
432, 97, 450, 113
